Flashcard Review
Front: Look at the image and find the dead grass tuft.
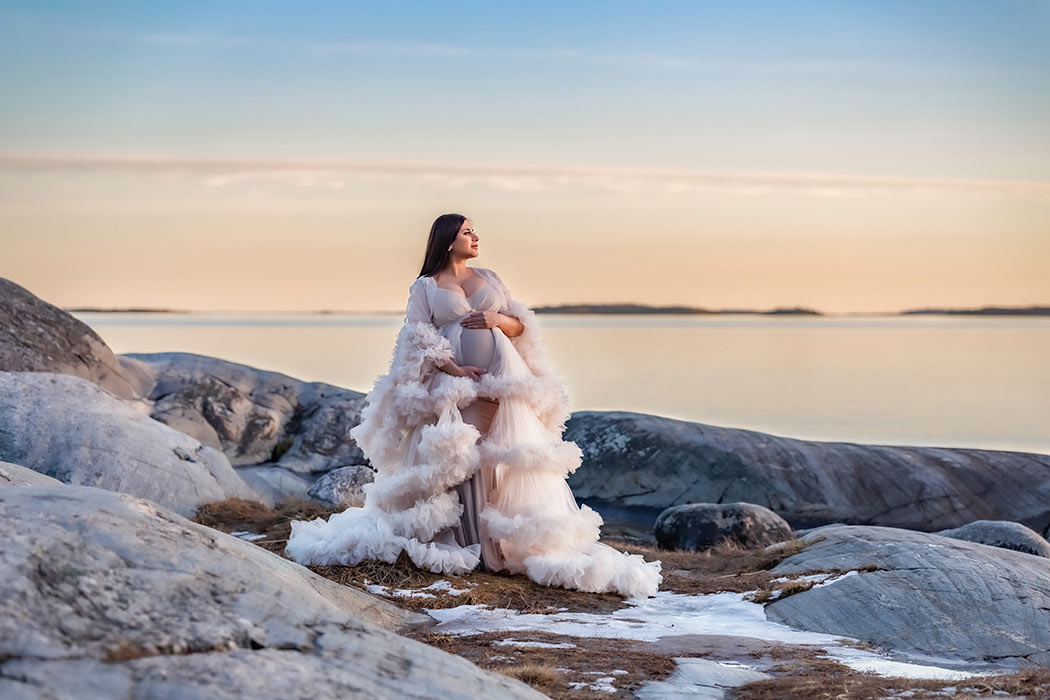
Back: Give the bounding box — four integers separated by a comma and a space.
406, 629, 678, 699
192, 499, 870, 615
496, 662, 563, 692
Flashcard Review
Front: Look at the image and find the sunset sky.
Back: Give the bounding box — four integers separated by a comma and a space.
2, 0, 1048, 313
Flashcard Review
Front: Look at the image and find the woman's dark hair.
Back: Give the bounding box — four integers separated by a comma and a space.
418, 213, 467, 278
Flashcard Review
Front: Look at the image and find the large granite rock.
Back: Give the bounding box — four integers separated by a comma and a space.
0, 277, 140, 399
654, 501, 794, 551
765, 524, 1050, 666
307, 464, 376, 507
565, 411, 1050, 535
120, 352, 367, 473
0, 371, 261, 517
0, 485, 544, 700
935, 519, 1050, 558
0, 460, 63, 487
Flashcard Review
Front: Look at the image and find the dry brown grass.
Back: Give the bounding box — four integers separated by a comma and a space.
497, 662, 563, 693
727, 644, 1050, 700
190, 498, 1050, 699
408, 629, 678, 699
191, 497, 855, 612
193, 497, 630, 613
604, 533, 870, 604
192, 498, 873, 612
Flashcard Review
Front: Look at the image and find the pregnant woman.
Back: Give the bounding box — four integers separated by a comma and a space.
285, 213, 662, 599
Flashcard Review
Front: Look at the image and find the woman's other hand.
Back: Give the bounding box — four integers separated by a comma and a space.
441, 362, 488, 380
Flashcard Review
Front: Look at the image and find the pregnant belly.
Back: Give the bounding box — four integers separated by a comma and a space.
458, 327, 496, 370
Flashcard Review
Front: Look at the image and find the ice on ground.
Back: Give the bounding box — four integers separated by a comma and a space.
568, 675, 617, 693
636, 657, 771, 699
365, 578, 475, 598
495, 638, 576, 649
819, 646, 989, 681
229, 530, 266, 541
425, 573, 1005, 681
426, 587, 856, 644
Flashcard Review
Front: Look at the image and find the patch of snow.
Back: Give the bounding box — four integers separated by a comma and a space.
426, 584, 1005, 681
819, 646, 988, 681
427, 589, 853, 644
229, 530, 266, 541
364, 578, 474, 599
568, 675, 617, 693
365, 583, 433, 598
769, 571, 845, 585
494, 638, 577, 649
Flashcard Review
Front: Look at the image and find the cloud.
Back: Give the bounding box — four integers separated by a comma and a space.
2, 153, 1048, 201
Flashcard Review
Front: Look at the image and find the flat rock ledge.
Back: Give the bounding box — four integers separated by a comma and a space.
0, 483, 544, 700
766, 524, 1050, 668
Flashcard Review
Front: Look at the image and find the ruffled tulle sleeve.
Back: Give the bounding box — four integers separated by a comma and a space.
348, 277, 459, 470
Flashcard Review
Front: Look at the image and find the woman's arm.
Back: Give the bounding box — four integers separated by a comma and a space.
496, 312, 524, 338
485, 268, 525, 338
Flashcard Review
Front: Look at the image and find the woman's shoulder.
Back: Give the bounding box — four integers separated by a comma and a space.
472, 266, 500, 281
410, 275, 434, 292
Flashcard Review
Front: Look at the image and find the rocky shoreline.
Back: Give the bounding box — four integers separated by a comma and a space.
3, 274, 1050, 698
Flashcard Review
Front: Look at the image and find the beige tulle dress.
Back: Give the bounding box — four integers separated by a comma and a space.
284, 266, 662, 599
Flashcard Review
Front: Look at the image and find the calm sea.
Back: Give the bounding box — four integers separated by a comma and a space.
73, 312, 1050, 457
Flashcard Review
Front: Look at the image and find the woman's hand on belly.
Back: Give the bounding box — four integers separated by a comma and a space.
460, 310, 502, 329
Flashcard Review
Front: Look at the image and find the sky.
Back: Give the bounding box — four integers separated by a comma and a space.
1, 0, 1048, 313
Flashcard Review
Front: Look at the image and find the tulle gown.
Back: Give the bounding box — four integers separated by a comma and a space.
285, 267, 662, 599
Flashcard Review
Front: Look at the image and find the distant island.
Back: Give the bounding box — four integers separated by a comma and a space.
899, 305, 1050, 316
64, 304, 1050, 316
531, 304, 823, 315
65, 307, 187, 313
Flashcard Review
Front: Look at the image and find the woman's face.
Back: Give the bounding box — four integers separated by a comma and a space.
451, 219, 479, 258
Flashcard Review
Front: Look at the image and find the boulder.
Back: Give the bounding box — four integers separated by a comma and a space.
0, 460, 63, 487
120, 352, 366, 473
565, 411, 1050, 535
0, 484, 545, 699
0, 277, 140, 399
0, 371, 261, 517
765, 524, 1050, 666
307, 464, 376, 507
654, 501, 794, 551
935, 519, 1050, 558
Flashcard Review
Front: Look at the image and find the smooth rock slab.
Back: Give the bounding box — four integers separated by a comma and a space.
236, 465, 316, 507
0, 371, 262, 517
0, 485, 544, 700
0, 460, 63, 488
565, 411, 1050, 535
765, 524, 1050, 667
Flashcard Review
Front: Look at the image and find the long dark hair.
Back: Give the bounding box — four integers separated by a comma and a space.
417, 213, 467, 278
